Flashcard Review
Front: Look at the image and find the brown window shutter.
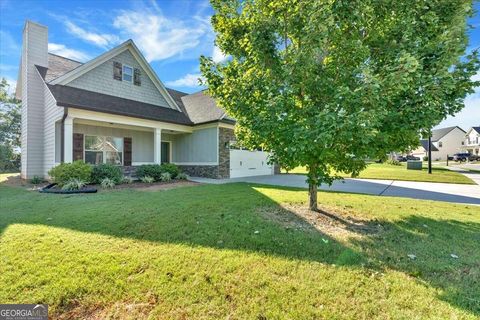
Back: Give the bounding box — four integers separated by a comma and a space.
73, 133, 84, 161
113, 61, 122, 80
124, 137, 132, 166
134, 68, 141, 86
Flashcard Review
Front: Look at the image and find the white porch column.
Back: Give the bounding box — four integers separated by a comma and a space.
64, 116, 74, 163
154, 128, 162, 164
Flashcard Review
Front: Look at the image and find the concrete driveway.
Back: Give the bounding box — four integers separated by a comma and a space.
190, 174, 480, 205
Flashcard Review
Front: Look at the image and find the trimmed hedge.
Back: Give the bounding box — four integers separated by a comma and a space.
91, 164, 123, 184
48, 161, 92, 186
136, 163, 180, 181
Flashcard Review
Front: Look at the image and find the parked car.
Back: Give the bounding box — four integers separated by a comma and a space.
453, 153, 471, 162
468, 154, 479, 161
395, 155, 407, 162
405, 155, 420, 161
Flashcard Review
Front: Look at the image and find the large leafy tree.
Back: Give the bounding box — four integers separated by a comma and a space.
201, 0, 480, 210
0, 78, 21, 171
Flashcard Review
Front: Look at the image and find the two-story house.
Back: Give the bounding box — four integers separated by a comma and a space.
411, 126, 466, 160
16, 21, 276, 180
464, 127, 480, 156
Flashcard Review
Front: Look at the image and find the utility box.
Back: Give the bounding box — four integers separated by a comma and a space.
407, 160, 423, 170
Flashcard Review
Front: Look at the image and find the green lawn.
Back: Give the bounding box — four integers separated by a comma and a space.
284, 163, 475, 184
0, 174, 479, 319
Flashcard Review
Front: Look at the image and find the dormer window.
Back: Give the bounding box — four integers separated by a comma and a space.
123, 65, 133, 82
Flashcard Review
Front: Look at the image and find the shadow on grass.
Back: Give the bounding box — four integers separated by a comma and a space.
0, 181, 478, 315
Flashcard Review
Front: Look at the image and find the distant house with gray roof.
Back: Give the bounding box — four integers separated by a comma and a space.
411, 126, 466, 160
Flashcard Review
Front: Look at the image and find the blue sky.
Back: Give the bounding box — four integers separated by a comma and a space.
0, 0, 478, 129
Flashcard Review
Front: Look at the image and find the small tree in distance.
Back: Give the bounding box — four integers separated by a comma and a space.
201, 0, 480, 211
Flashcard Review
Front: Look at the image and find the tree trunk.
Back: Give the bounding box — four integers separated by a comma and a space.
308, 182, 318, 211
308, 162, 318, 211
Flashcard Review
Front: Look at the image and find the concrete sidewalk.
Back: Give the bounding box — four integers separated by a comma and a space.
189, 174, 480, 205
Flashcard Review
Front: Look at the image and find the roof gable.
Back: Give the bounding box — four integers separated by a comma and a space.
50, 40, 181, 112
431, 126, 465, 141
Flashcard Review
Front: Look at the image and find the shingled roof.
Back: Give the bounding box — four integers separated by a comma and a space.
431, 126, 465, 141
180, 90, 235, 124
47, 84, 193, 125
45, 53, 83, 82
39, 52, 234, 126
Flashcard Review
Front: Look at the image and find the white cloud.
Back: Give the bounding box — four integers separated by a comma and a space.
48, 43, 91, 62
65, 21, 120, 48
112, 9, 211, 62
212, 45, 228, 63
166, 73, 204, 87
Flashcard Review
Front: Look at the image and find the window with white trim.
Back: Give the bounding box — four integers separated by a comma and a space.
85, 135, 123, 165
122, 65, 133, 82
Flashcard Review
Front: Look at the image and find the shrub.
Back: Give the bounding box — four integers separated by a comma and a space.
176, 172, 188, 180
30, 176, 43, 185
62, 178, 86, 191
100, 177, 116, 189
160, 172, 172, 182
141, 176, 154, 183
122, 176, 134, 184
136, 165, 163, 181
423, 156, 429, 161
91, 164, 122, 184
160, 163, 180, 179
136, 164, 181, 181
386, 159, 401, 166
48, 161, 92, 186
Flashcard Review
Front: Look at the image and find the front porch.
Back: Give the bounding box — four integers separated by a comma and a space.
61, 108, 193, 167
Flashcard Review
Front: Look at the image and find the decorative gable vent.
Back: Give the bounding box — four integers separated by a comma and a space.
134, 68, 141, 86
113, 61, 122, 80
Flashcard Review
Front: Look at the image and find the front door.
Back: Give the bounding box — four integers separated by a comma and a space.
161, 142, 170, 163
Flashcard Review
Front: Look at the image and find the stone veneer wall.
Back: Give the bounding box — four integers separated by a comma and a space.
177, 165, 220, 179
218, 127, 236, 178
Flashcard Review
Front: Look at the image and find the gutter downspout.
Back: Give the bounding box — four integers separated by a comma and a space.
60, 107, 68, 163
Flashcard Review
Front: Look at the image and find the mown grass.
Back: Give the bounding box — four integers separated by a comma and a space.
0, 174, 479, 319
284, 162, 475, 184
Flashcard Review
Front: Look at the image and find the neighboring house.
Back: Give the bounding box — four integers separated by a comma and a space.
16, 21, 275, 179
410, 126, 466, 160
464, 126, 480, 156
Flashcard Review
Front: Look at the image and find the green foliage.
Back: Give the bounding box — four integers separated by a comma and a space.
0, 78, 21, 172
136, 164, 180, 181
122, 176, 134, 184
176, 172, 188, 180
48, 161, 92, 186
136, 165, 163, 181
386, 159, 401, 166
100, 178, 116, 189
140, 176, 154, 183
0, 145, 20, 173
160, 163, 180, 179
160, 172, 172, 182
423, 156, 429, 161
30, 176, 43, 185
91, 164, 122, 184
0, 78, 21, 150
61, 178, 86, 191
201, 0, 480, 208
